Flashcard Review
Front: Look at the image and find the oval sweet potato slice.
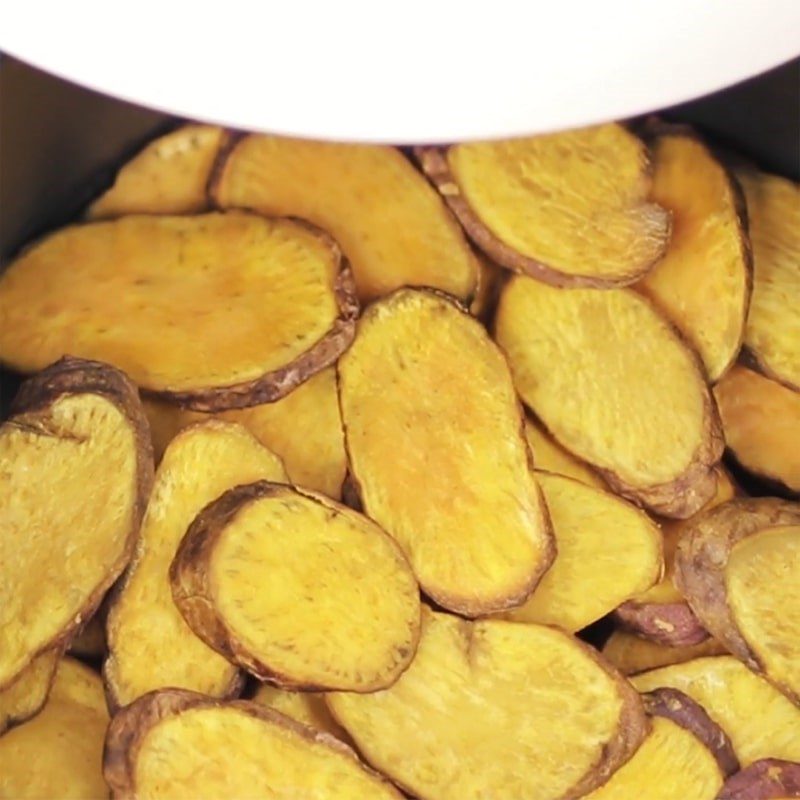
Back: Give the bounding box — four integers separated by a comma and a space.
717, 759, 800, 800
602, 630, 727, 676
251, 684, 350, 743
0, 649, 60, 736
495, 275, 724, 518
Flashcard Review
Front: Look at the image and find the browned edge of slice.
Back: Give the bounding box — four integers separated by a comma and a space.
103, 688, 401, 799
717, 758, 800, 800
0, 646, 63, 736
614, 602, 709, 647
3, 357, 154, 690
205, 129, 247, 202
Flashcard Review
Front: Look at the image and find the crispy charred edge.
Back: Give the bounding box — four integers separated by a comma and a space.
674, 497, 800, 697
103, 688, 402, 800
642, 687, 739, 777
0, 647, 62, 736
1, 357, 154, 691
717, 759, 800, 800
336, 286, 556, 618
170, 480, 421, 692
614, 601, 709, 647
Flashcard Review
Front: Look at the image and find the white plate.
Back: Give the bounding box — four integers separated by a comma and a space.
2, 0, 799, 143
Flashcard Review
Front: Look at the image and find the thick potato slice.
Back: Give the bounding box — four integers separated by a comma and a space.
327, 608, 646, 800
338, 288, 553, 616
717, 759, 800, 800
674, 498, 800, 702
144, 367, 346, 498
737, 168, 800, 391
171, 481, 420, 691
714, 366, 800, 495
496, 275, 724, 517
69, 616, 106, 660
524, 416, 605, 488
501, 472, 662, 631
212, 134, 479, 303
602, 631, 727, 676
87, 125, 225, 219
105, 420, 286, 709
0, 213, 358, 411
418, 123, 669, 286
0, 358, 152, 689
0, 649, 60, 735
637, 132, 751, 381
632, 656, 800, 766
104, 689, 402, 799
251, 684, 349, 742
0, 657, 109, 799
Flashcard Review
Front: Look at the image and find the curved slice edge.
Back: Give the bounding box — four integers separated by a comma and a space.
717, 759, 800, 800
614, 601, 709, 647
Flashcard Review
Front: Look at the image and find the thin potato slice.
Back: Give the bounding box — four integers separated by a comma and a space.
104, 690, 402, 799
212, 134, 479, 302
718, 759, 800, 800
0, 649, 60, 735
496, 275, 724, 518
87, 125, 225, 219
0, 213, 358, 411
632, 656, 800, 766
602, 631, 727, 676
418, 123, 669, 286
501, 472, 662, 632
252, 684, 350, 742
105, 421, 287, 709
0, 358, 153, 689
327, 608, 646, 800
0, 658, 109, 799
338, 288, 553, 616
171, 481, 420, 692
637, 132, 751, 381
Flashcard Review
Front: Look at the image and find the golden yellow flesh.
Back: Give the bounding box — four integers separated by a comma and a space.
329, 609, 629, 800
215, 135, 478, 302
0, 213, 340, 392
252, 685, 348, 740
632, 656, 800, 765
339, 289, 550, 615
503, 473, 662, 631
726, 525, 800, 699
209, 489, 419, 690
739, 169, 800, 388
0, 658, 108, 799
714, 366, 800, 492
0, 650, 59, 732
524, 418, 605, 488
448, 124, 669, 279
144, 368, 346, 498
105, 421, 286, 706
133, 705, 398, 799
496, 276, 706, 487
0, 394, 137, 687
602, 632, 727, 676
87, 125, 223, 218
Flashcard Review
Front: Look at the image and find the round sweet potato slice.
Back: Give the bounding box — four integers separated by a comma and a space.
602, 630, 727, 676
717, 759, 800, 800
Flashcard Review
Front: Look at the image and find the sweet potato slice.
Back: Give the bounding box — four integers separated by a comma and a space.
417, 123, 669, 286
171, 481, 420, 691
0, 657, 108, 798
674, 498, 800, 702
637, 132, 751, 381
211, 134, 479, 303
0, 213, 358, 411
718, 759, 800, 800
714, 366, 800, 495
501, 472, 662, 631
0, 358, 152, 689
87, 125, 225, 219
496, 275, 724, 517
252, 684, 350, 742
632, 656, 800, 766
737, 168, 800, 391
602, 630, 727, 676
338, 288, 553, 616
105, 420, 286, 709
0, 649, 60, 735
327, 607, 646, 800
104, 689, 402, 799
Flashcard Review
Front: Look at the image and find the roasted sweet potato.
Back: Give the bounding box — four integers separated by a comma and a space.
637, 131, 751, 381
502, 472, 662, 631
674, 498, 800, 702
327, 607, 646, 800
495, 275, 724, 517
171, 481, 420, 691
251, 684, 350, 742
87, 125, 225, 219
417, 123, 670, 287
103, 689, 402, 799
717, 759, 800, 800
212, 134, 479, 302
0, 649, 59, 735
602, 630, 727, 676
0, 213, 358, 411
338, 288, 553, 616
0, 657, 109, 798
0, 358, 152, 690
105, 420, 286, 709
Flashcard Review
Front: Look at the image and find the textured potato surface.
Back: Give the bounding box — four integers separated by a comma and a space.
328, 608, 645, 800
252, 684, 349, 741
0, 649, 59, 735
213, 134, 479, 302
524, 417, 605, 488
502, 472, 662, 631
339, 288, 553, 615
602, 631, 727, 676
